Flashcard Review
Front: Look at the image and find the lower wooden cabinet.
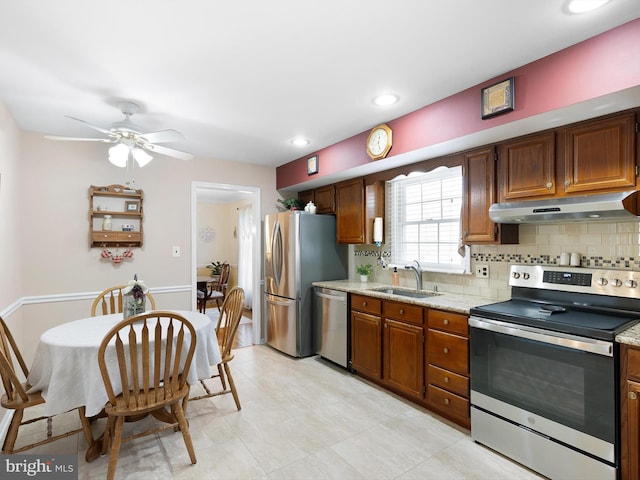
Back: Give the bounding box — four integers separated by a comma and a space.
620, 344, 640, 480
349, 294, 470, 428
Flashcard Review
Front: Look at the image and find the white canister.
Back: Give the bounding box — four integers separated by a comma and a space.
570, 253, 581, 267
102, 215, 113, 231
560, 252, 570, 266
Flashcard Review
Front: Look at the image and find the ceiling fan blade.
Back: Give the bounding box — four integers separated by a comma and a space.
66, 115, 118, 137
45, 135, 115, 143
140, 129, 185, 144
145, 144, 194, 161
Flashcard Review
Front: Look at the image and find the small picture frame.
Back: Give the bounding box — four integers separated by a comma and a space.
125, 200, 140, 212
481, 77, 514, 119
307, 155, 319, 175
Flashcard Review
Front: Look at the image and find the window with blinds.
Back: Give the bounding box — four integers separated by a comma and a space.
387, 166, 466, 273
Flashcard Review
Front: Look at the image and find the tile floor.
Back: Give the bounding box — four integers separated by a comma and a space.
16, 344, 545, 480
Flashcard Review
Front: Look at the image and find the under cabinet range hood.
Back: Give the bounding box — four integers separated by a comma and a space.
489, 190, 640, 224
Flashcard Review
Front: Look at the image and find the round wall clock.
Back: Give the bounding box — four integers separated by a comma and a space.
199, 226, 215, 242
366, 123, 393, 160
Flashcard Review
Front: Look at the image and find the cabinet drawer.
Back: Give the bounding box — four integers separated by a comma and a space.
117, 232, 141, 242
383, 301, 423, 325
428, 384, 469, 419
627, 347, 640, 380
351, 294, 381, 315
92, 232, 119, 242
428, 365, 468, 398
428, 309, 468, 336
428, 330, 468, 375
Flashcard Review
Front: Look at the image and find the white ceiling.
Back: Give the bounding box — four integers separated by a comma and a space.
1, 1, 639, 169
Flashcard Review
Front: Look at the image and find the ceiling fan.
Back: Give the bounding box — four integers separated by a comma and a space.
45, 101, 194, 167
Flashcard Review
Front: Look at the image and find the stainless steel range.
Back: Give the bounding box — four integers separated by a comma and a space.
469, 265, 640, 480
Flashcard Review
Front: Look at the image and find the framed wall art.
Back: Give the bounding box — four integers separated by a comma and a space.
125, 200, 140, 212
307, 155, 318, 175
481, 77, 514, 119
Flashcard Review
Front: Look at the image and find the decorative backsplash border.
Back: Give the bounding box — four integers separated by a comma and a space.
355, 248, 640, 271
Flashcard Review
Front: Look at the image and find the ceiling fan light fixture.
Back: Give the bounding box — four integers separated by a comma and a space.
108, 143, 129, 168
132, 147, 153, 167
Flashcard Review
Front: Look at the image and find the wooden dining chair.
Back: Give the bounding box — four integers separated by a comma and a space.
0, 316, 95, 454
197, 262, 231, 313
97, 311, 197, 480
91, 284, 156, 316
191, 286, 245, 410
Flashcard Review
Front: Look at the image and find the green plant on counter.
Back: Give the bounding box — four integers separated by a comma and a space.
356, 263, 373, 276
277, 197, 303, 210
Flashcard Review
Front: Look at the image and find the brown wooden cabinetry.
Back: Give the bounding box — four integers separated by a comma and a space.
336, 178, 384, 244
315, 185, 336, 214
461, 147, 518, 245
620, 344, 640, 480
561, 112, 637, 195
89, 185, 143, 248
499, 131, 556, 201
350, 294, 382, 379
298, 189, 314, 207
426, 309, 470, 428
382, 301, 424, 400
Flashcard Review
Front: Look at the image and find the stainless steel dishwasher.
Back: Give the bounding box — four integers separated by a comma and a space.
314, 287, 348, 368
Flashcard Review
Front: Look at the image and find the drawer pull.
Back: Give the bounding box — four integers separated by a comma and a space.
444, 376, 450, 383
443, 319, 449, 325
399, 309, 404, 315
444, 398, 450, 405
363, 301, 367, 306
630, 391, 638, 400
443, 347, 449, 354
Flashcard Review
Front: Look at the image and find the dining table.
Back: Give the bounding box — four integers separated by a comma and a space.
27, 309, 222, 419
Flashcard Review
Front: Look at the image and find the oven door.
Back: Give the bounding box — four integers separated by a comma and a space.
469, 316, 617, 464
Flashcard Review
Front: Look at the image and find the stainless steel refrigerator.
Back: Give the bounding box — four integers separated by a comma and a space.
264, 211, 347, 357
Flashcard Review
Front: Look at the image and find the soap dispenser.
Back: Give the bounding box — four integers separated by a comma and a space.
392, 267, 400, 286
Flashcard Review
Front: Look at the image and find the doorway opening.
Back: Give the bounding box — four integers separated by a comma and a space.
191, 181, 262, 345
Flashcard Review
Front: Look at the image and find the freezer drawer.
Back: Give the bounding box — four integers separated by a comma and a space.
315, 287, 348, 368
265, 294, 302, 357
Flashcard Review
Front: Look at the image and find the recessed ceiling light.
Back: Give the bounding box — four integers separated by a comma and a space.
567, 0, 611, 14
291, 137, 310, 146
373, 94, 399, 106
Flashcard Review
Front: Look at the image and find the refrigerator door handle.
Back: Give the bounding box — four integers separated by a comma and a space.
272, 220, 283, 289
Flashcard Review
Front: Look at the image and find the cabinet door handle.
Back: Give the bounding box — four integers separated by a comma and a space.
443, 347, 449, 354
546, 182, 553, 189
444, 376, 450, 383
630, 391, 638, 400
564, 179, 571, 187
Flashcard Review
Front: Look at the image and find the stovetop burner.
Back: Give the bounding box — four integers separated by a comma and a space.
470, 265, 640, 341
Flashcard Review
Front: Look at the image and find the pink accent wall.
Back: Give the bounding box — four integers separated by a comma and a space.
277, 19, 640, 190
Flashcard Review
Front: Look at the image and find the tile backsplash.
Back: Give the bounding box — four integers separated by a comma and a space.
354, 220, 640, 300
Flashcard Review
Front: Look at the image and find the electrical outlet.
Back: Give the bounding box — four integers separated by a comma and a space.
172, 246, 181, 257
475, 264, 489, 278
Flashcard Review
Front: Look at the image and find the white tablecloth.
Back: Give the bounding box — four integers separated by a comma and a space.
27, 310, 221, 417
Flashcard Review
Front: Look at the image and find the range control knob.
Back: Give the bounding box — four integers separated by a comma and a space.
596, 277, 608, 286
512, 272, 521, 279
625, 279, 638, 288
611, 278, 622, 287
522, 273, 530, 280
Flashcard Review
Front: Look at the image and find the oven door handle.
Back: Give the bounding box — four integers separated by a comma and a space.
469, 316, 613, 357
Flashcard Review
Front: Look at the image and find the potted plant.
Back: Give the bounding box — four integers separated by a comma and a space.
356, 263, 373, 282
277, 198, 303, 211
207, 260, 223, 277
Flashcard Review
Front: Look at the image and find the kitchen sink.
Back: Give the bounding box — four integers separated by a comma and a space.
368, 287, 441, 298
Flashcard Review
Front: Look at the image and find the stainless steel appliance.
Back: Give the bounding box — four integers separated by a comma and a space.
264, 211, 347, 357
469, 265, 640, 480
314, 287, 348, 368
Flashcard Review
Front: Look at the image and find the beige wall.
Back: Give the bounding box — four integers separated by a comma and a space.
0, 103, 279, 372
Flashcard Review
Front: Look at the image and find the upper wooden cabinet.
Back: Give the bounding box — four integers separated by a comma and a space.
461, 147, 518, 245
499, 131, 556, 201
315, 184, 336, 214
561, 112, 637, 195
498, 112, 637, 201
335, 178, 384, 244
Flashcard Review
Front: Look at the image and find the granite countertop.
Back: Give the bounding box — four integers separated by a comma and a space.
315, 279, 640, 344
616, 323, 640, 346
312, 279, 496, 315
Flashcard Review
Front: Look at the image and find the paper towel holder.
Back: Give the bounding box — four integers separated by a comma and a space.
373, 217, 383, 247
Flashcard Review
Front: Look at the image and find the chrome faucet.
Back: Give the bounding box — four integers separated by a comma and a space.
404, 260, 423, 291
